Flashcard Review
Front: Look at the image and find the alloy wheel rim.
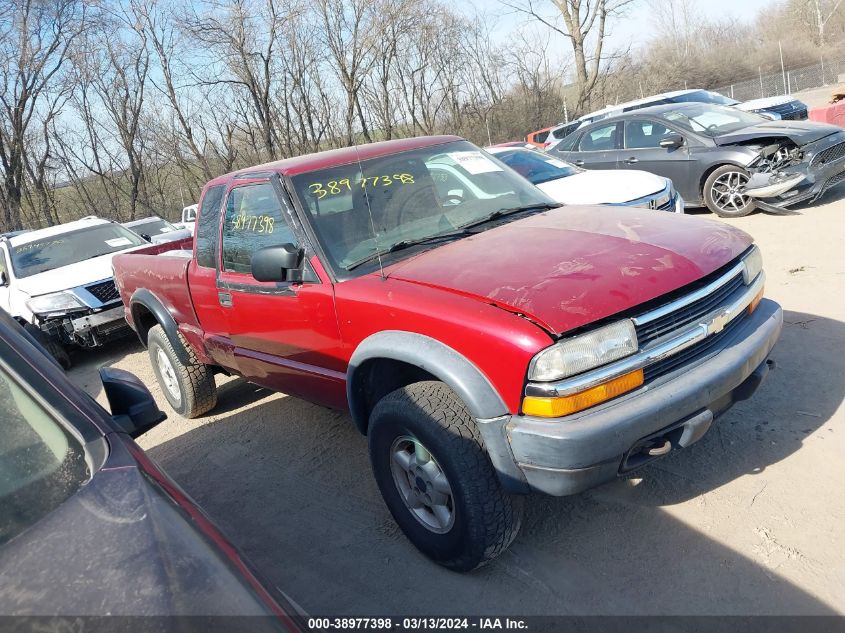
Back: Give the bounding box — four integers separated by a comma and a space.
389, 436, 455, 534
711, 171, 751, 213
156, 347, 181, 402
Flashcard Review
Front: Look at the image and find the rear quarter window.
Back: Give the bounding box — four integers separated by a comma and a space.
195, 185, 226, 269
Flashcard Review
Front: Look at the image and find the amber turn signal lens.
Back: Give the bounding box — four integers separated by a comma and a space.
522, 369, 645, 418
748, 285, 765, 314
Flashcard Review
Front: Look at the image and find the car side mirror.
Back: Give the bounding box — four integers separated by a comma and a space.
251, 243, 304, 282
0, 271, 7, 286
659, 134, 685, 149
100, 367, 166, 438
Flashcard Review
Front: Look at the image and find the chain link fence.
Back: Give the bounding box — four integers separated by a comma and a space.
714, 56, 845, 102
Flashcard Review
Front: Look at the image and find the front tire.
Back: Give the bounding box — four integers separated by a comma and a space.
147, 324, 217, 418
703, 165, 756, 217
23, 323, 71, 370
368, 381, 523, 571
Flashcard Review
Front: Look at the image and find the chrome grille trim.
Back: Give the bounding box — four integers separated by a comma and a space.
632, 261, 746, 327
525, 271, 764, 399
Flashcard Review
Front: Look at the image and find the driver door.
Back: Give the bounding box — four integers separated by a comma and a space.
216, 179, 346, 409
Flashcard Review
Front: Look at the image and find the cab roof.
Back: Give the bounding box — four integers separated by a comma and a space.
207, 135, 464, 186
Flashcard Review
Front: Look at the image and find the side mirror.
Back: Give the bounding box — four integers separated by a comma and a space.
0, 271, 7, 286
251, 243, 303, 282
140, 233, 152, 242
100, 367, 166, 438
659, 134, 685, 149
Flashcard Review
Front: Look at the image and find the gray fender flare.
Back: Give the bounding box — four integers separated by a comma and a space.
129, 288, 191, 365
347, 330, 508, 431
347, 330, 528, 493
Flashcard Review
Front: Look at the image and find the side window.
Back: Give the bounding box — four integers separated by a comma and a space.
221, 182, 297, 275
556, 131, 580, 153
624, 119, 676, 149
195, 185, 226, 269
0, 363, 90, 545
577, 123, 619, 151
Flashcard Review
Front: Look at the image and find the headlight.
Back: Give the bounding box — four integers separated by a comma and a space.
26, 291, 85, 315
528, 319, 639, 382
742, 245, 763, 284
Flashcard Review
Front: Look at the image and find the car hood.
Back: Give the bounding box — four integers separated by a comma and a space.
537, 170, 667, 205
386, 205, 752, 334
714, 120, 840, 146
737, 95, 798, 110
14, 250, 129, 297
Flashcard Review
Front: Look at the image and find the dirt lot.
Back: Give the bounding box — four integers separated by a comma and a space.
69, 189, 845, 617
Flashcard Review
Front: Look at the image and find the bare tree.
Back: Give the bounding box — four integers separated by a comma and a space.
0, 0, 86, 231
500, 0, 634, 113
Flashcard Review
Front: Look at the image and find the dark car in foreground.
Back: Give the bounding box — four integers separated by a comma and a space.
551, 103, 845, 217
0, 310, 302, 627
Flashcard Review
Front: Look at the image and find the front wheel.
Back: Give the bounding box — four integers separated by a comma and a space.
147, 324, 217, 418
703, 165, 756, 218
368, 381, 523, 571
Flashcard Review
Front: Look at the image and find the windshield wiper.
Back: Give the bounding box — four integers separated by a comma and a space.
346, 229, 471, 271
456, 202, 561, 231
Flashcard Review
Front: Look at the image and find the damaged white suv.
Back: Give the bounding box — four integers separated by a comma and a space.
0, 216, 148, 367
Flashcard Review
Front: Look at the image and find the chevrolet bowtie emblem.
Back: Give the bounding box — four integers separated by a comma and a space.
710, 309, 731, 334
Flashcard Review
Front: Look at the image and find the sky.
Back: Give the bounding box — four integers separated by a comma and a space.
466, 0, 773, 51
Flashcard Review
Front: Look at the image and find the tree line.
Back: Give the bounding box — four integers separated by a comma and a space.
1, 0, 843, 231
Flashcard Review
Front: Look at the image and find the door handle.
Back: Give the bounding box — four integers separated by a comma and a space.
218, 291, 233, 308
624, 157, 639, 164
573, 160, 584, 166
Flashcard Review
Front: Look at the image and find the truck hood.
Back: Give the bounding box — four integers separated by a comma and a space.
14, 253, 122, 297
714, 120, 841, 146
537, 170, 667, 205
386, 206, 752, 334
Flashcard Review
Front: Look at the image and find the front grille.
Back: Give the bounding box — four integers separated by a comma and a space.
764, 102, 808, 120
781, 108, 807, 120
85, 279, 120, 304
822, 169, 845, 194
812, 141, 845, 167
657, 198, 674, 211
644, 311, 748, 382
634, 271, 745, 347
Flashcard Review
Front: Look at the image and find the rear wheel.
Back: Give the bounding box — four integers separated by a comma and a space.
368, 381, 523, 571
147, 324, 216, 418
703, 165, 756, 217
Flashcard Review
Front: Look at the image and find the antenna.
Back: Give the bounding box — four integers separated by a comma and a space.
353, 143, 385, 280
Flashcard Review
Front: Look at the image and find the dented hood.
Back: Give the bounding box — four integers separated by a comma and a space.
386, 206, 752, 334
714, 120, 841, 146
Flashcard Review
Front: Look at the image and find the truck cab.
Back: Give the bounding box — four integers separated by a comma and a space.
112, 136, 782, 571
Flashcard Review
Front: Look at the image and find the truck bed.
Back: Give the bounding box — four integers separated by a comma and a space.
112, 236, 202, 337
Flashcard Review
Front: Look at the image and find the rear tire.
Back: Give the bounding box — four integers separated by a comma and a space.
147, 324, 216, 418
368, 381, 523, 571
703, 165, 756, 217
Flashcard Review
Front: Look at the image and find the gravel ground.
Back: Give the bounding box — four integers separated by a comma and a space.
68, 187, 845, 617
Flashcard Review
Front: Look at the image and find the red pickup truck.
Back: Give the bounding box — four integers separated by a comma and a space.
112, 135, 782, 571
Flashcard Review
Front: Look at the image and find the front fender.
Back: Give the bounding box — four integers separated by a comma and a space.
347, 331, 508, 431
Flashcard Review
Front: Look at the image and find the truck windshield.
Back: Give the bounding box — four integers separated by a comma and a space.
290, 140, 554, 274
10, 224, 147, 278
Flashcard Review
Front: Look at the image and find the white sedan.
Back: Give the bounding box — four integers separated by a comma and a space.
486, 145, 684, 213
